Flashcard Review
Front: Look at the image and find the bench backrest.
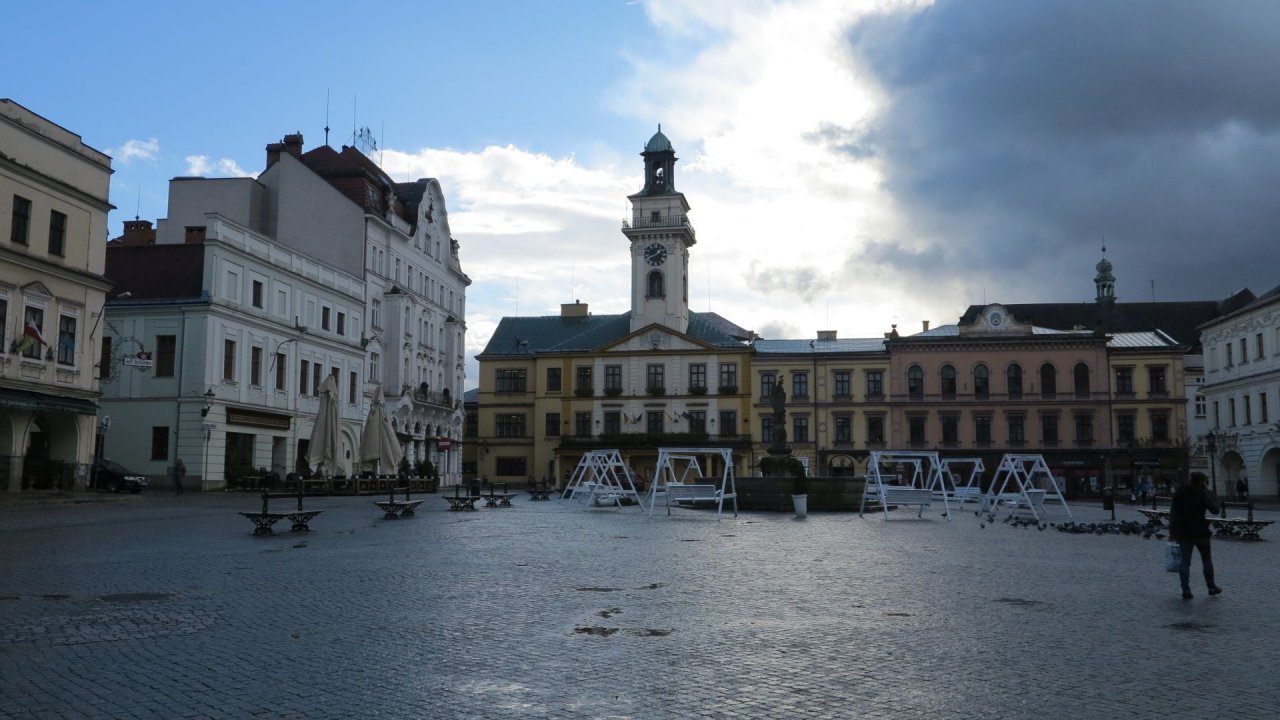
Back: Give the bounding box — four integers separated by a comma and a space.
667, 484, 718, 498
881, 487, 932, 505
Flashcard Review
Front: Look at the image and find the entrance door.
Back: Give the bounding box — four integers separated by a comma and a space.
224, 432, 255, 485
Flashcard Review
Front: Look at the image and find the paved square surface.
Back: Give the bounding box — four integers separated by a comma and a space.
1, 491, 1277, 719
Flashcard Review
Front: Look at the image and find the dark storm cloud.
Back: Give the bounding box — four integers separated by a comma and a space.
839, 0, 1280, 302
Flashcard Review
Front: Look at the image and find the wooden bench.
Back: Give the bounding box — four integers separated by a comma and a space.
666, 484, 720, 505
374, 486, 424, 519
527, 487, 555, 501
239, 492, 322, 535
861, 485, 934, 518
442, 487, 479, 511
1138, 500, 1272, 541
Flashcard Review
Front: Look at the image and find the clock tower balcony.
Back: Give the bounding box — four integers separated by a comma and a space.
622, 214, 696, 243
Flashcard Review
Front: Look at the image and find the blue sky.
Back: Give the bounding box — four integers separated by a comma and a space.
7, 1, 1280, 388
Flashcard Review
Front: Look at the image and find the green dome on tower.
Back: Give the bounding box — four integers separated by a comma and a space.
644, 125, 673, 153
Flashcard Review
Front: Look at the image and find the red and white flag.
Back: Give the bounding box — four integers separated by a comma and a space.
16, 321, 47, 354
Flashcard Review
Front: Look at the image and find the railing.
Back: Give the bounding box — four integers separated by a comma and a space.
558, 432, 752, 449
622, 215, 696, 236
891, 391, 1111, 402
412, 387, 456, 408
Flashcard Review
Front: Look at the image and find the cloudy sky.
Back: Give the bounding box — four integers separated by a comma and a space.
7, 0, 1278, 387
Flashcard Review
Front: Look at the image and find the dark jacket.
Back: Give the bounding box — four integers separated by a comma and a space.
1168, 484, 1220, 541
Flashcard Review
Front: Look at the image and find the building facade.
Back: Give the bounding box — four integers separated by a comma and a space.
101, 208, 367, 489
1199, 285, 1280, 499
287, 138, 470, 485
475, 130, 755, 485
0, 100, 113, 492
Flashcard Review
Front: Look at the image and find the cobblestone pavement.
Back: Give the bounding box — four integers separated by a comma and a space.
1, 491, 1277, 719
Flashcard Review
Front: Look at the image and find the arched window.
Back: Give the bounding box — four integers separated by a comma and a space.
907, 365, 924, 399
1074, 362, 1090, 398
1040, 363, 1057, 399
1007, 364, 1023, 399
940, 364, 957, 397
647, 270, 664, 298
973, 364, 990, 399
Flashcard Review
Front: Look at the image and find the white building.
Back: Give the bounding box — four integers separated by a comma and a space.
101, 206, 366, 489
1199, 285, 1280, 500
0, 99, 113, 493
284, 137, 470, 486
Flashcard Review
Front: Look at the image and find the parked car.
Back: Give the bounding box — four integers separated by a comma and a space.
93, 459, 149, 493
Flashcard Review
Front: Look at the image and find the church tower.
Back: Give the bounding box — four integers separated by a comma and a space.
624, 126, 695, 333
1094, 246, 1116, 308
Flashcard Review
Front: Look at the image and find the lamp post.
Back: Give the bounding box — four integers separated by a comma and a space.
201, 388, 215, 491
1205, 430, 1219, 510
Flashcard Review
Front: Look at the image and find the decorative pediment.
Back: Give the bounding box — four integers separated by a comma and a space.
602, 324, 709, 353
20, 281, 54, 300
962, 303, 1028, 335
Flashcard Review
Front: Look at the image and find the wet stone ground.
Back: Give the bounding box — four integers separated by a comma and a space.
1, 492, 1278, 719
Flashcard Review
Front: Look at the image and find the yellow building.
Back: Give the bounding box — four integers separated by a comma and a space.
750, 334, 890, 476
475, 129, 755, 485
0, 100, 113, 492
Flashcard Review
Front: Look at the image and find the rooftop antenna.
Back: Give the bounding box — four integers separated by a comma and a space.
570, 262, 575, 301
352, 94, 357, 147
134, 188, 140, 221
380, 121, 385, 168
324, 89, 331, 146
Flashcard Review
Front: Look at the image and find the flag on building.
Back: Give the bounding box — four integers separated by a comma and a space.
15, 321, 47, 354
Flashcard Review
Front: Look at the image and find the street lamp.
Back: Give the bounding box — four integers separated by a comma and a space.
1205, 429, 1218, 499
201, 388, 216, 492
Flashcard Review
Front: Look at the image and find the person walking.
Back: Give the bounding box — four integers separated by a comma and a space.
173, 458, 186, 495
1168, 472, 1221, 599
1236, 473, 1249, 502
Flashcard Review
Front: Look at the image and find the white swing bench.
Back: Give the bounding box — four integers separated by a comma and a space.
859, 451, 952, 520
647, 449, 738, 519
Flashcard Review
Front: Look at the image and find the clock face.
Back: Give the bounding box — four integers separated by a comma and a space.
990, 312, 1003, 327
644, 243, 667, 266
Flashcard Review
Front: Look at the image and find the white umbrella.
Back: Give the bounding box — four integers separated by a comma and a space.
359, 386, 402, 475
307, 374, 341, 477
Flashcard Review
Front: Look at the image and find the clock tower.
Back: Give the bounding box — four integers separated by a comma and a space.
625, 125, 695, 333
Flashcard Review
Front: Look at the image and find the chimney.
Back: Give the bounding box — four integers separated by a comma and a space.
884, 323, 899, 339
265, 132, 304, 169
184, 226, 206, 244
116, 219, 155, 246
922, 320, 930, 332
816, 330, 837, 342
561, 300, 588, 318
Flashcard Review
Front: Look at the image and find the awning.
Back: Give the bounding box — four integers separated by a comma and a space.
0, 387, 99, 416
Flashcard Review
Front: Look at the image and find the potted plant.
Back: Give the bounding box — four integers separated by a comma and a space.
789, 463, 809, 518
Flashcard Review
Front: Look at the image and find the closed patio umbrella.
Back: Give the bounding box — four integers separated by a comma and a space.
360, 385, 402, 476
307, 374, 341, 478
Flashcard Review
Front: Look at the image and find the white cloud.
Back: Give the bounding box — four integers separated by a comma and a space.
110, 138, 160, 164
184, 155, 253, 177
381, 0, 954, 387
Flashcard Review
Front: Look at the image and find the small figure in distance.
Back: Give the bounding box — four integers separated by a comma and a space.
173, 458, 186, 495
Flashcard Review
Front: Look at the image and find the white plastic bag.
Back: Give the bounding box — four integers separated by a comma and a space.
1164, 542, 1181, 572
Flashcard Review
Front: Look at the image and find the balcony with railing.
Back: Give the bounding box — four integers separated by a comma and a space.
558, 432, 752, 449
622, 214, 697, 239
411, 385, 458, 409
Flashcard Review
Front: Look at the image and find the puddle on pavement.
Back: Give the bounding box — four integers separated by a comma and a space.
886, 612, 912, 617
577, 586, 623, 592
41, 594, 70, 600
995, 597, 1047, 607
574, 626, 672, 637
99, 592, 172, 602
636, 582, 665, 590
598, 608, 623, 618
1166, 621, 1215, 632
